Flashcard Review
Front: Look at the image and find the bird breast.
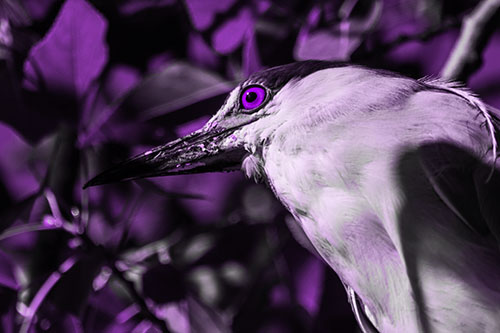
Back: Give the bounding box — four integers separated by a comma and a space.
256, 78, 500, 332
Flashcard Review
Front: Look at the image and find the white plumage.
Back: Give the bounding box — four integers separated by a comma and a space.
87, 62, 500, 332
224, 66, 500, 332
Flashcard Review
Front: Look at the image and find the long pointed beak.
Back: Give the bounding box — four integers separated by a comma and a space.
83, 125, 246, 188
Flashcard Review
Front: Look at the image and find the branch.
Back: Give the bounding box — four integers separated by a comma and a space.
352, 18, 460, 60
441, 0, 500, 82
76, 231, 172, 332
110, 262, 172, 333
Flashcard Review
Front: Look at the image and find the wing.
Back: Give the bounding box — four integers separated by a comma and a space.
419, 139, 500, 245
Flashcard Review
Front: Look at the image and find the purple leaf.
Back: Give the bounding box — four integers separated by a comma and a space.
385, 31, 456, 77
184, 0, 236, 31
78, 65, 140, 147
294, 6, 358, 62
294, 256, 324, 317
187, 296, 230, 333
121, 62, 234, 121
188, 32, 220, 69
86, 287, 134, 332
0, 250, 18, 290
0, 296, 16, 333
469, 33, 500, 109
294, 29, 362, 61
104, 65, 141, 103
118, 0, 175, 16
212, 7, 254, 54
0, 122, 38, 201
242, 31, 262, 76
23, 0, 108, 100
21, 0, 58, 21
152, 172, 243, 224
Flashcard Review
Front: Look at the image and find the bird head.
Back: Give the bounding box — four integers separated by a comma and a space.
84, 60, 391, 188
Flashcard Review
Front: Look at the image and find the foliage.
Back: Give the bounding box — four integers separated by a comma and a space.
0, 0, 499, 332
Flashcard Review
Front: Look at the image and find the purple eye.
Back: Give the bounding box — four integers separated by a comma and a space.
240, 85, 267, 111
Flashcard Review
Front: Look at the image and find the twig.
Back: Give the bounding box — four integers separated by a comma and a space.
352, 17, 461, 60
441, 0, 500, 82
20, 256, 79, 333
74, 230, 171, 332
381, 18, 460, 52
110, 262, 171, 333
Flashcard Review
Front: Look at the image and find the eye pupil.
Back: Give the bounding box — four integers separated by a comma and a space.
245, 92, 257, 103
240, 85, 267, 111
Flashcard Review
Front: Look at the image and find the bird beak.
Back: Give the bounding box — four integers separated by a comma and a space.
83, 124, 247, 188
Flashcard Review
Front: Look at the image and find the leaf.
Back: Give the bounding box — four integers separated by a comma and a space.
187, 296, 231, 333
21, 0, 59, 22
242, 31, 262, 76
187, 32, 220, 69
294, 256, 324, 317
0, 122, 38, 201
0, 250, 19, 290
184, 0, 236, 31
142, 264, 186, 304
0, 0, 31, 25
150, 171, 243, 224
86, 286, 134, 332
23, 0, 108, 100
294, 1, 382, 61
120, 62, 234, 121
0, 288, 17, 333
294, 29, 362, 61
211, 7, 254, 54
118, 0, 175, 16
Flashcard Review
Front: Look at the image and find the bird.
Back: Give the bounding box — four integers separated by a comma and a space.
85, 60, 500, 333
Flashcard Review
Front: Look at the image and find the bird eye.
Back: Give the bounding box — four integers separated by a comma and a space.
240, 85, 267, 111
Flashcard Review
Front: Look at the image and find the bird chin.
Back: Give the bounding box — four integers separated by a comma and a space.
241, 154, 264, 181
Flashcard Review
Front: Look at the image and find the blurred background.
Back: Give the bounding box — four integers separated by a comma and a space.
0, 0, 499, 332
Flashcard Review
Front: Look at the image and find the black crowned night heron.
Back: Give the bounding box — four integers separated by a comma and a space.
85, 61, 500, 332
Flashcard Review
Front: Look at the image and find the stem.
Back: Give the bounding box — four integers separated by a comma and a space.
76, 232, 171, 332
110, 263, 171, 333
441, 0, 500, 81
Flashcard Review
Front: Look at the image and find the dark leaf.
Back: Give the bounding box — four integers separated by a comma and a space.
0, 122, 38, 201
187, 32, 220, 69
184, 0, 236, 31
242, 31, 262, 76
120, 62, 234, 121
211, 7, 254, 54
0, 0, 30, 25
85, 286, 135, 332
23, 0, 108, 100
294, 29, 362, 61
118, 0, 176, 16
0, 250, 18, 290
142, 264, 186, 304
188, 296, 231, 333
21, 0, 58, 21
47, 253, 103, 315
0, 287, 17, 333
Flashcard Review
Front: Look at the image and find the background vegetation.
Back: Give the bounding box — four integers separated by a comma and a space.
1, 0, 499, 331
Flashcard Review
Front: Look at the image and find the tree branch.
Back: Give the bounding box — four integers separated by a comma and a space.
441, 0, 500, 82
110, 262, 172, 333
